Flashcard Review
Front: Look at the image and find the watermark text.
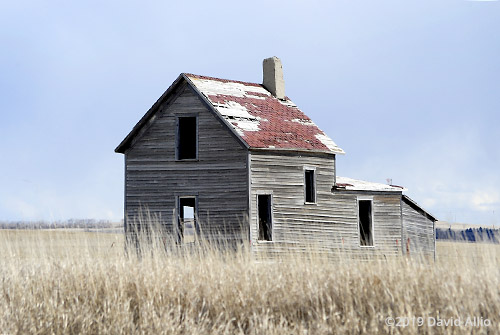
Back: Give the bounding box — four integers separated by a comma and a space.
385, 316, 490, 328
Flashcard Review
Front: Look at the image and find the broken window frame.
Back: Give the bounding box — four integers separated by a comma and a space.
304, 166, 317, 204
175, 115, 198, 161
357, 196, 374, 247
256, 192, 273, 242
176, 196, 198, 244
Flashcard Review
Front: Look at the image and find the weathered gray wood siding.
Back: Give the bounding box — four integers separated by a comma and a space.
249, 151, 403, 256
402, 201, 435, 257
327, 192, 403, 257
124, 84, 249, 240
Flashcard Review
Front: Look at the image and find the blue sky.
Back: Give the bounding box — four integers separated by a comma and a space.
1, 0, 499, 225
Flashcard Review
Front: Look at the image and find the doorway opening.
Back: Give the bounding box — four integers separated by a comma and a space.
178, 197, 196, 243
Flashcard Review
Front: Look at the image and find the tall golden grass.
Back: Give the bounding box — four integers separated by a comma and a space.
0, 229, 499, 334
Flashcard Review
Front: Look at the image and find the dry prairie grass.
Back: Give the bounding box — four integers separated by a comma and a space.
0, 230, 499, 334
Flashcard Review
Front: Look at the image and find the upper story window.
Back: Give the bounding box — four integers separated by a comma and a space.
304, 169, 316, 203
176, 116, 197, 160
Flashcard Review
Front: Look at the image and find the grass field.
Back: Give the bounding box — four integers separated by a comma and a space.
0, 229, 499, 334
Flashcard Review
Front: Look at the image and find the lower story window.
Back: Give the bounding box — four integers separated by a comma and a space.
358, 199, 373, 246
257, 194, 272, 241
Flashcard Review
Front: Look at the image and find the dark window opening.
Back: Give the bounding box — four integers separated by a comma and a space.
177, 117, 197, 160
358, 200, 373, 246
305, 169, 316, 203
258, 194, 272, 241
178, 197, 196, 243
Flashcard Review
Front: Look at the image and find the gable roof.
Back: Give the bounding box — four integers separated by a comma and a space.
185, 74, 344, 155
116, 73, 344, 155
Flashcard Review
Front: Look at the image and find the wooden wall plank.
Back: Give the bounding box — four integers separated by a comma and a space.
402, 201, 435, 257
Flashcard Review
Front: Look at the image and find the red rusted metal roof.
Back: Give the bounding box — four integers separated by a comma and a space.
185, 73, 344, 154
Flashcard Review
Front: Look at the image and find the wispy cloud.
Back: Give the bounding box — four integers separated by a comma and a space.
471, 191, 500, 211
356, 127, 500, 225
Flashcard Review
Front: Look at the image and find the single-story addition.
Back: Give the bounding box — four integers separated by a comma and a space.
115, 57, 437, 258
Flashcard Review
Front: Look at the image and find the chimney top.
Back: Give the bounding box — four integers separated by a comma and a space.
262, 56, 285, 100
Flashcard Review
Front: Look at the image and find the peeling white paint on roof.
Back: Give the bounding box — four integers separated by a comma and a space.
233, 119, 261, 132
216, 101, 257, 119
189, 77, 270, 98
232, 127, 244, 137
336, 176, 407, 192
315, 134, 345, 154
245, 93, 267, 100
188, 76, 265, 136
291, 118, 316, 126
279, 100, 297, 107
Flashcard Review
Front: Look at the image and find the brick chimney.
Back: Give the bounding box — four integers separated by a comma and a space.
263, 56, 285, 100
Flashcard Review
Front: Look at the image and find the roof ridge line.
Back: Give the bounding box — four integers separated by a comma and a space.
184, 73, 263, 87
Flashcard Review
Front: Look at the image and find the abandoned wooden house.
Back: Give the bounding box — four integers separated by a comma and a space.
115, 57, 437, 257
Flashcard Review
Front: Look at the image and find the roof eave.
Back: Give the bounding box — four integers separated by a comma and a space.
402, 194, 438, 222
249, 147, 344, 156
332, 186, 403, 193
332, 188, 403, 195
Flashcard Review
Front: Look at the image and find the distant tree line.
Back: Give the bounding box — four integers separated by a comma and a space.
436, 227, 500, 243
0, 219, 119, 230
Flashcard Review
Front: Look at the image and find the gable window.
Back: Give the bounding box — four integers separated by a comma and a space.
176, 116, 197, 160
257, 194, 272, 241
177, 197, 197, 244
358, 199, 374, 246
304, 169, 316, 203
